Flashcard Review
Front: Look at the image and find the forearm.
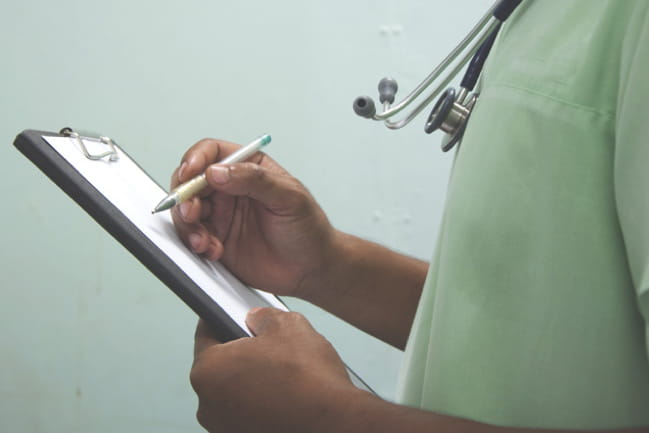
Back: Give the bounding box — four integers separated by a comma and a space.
324, 388, 648, 433
299, 230, 428, 349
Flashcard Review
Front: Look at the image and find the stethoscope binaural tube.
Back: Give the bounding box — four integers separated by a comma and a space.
353, 0, 523, 140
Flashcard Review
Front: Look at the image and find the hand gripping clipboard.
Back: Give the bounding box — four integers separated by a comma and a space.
14, 128, 373, 393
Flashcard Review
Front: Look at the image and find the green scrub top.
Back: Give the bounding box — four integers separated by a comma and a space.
397, 1, 649, 429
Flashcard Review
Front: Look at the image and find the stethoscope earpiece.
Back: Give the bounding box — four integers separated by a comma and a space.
353, 96, 377, 118
352, 77, 400, 119
378, 78, 399, 104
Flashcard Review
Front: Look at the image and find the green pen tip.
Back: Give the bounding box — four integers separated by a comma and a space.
152, 195, 177, 214
260, 134, 271, 146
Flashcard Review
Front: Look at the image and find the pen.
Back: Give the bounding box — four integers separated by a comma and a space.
152, 134, 271, 214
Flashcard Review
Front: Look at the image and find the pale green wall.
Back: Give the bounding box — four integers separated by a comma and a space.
1, 0, 491, 431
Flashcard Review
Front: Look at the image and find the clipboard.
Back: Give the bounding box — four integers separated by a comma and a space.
14, 128, 373, 392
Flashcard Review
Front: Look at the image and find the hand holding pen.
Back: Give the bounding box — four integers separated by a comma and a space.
153, 134, 271, 213
166, 136, 336, 299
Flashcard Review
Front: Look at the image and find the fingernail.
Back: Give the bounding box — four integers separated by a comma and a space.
208, 166, 230, 184
186, 155, 200, 171
178, 162, 188, 181
189, 233, 202, 251
179, 201, 191, 219
248, 307, 264, 317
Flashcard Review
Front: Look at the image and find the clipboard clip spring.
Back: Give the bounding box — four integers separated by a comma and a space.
60, 127, 119, 162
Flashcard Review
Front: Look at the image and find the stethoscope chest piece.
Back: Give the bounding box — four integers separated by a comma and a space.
425, 87, 478, 152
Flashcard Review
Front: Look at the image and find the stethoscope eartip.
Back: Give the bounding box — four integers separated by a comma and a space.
378, 77, 398, 104
353, 96, 377, 118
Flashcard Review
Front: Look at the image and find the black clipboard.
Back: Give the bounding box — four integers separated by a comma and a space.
14, 128, 373, 392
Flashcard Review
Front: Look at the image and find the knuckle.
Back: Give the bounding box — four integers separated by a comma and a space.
244, 161, 265, 179
282, 180, 312, 211
257, 314, 280, 333
189, 362, 208, 394
197, 137, 217, 144
321, 338, 337, 354
195, 405, 210, 429
182, 138, 222, 164
285, 311, 307, 326
196, 137, 221, 150
229, 163, 269, 194
183, 139, 206, 159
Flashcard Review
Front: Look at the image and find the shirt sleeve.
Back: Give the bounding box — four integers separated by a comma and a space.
614, 4, 649, 361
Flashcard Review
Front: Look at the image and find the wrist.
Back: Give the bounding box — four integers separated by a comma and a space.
316, 387, 488, 433
295, 229, 355, 304
314, 385, 384, 433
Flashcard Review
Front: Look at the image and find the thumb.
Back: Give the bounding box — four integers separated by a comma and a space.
206, 163, 308, 215
245, 307, 287, 336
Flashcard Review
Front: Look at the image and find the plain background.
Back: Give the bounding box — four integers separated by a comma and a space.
1, 0, 492, 431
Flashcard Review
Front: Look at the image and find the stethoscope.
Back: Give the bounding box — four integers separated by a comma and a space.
353, 0, 523, 152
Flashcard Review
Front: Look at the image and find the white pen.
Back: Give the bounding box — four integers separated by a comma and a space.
152, 134, 271, 214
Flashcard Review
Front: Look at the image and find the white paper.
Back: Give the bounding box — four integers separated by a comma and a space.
44, 135, 287, 335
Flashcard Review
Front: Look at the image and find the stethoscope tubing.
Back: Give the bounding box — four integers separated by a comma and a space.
370, 0, 522, 131
381, 20, 500, 130
374, 1, 500, 128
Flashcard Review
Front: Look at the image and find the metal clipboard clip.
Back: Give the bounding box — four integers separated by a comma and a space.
60, 127, 119, 162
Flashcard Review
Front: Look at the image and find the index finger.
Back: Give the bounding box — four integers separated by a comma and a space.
172, 138, 243, 188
